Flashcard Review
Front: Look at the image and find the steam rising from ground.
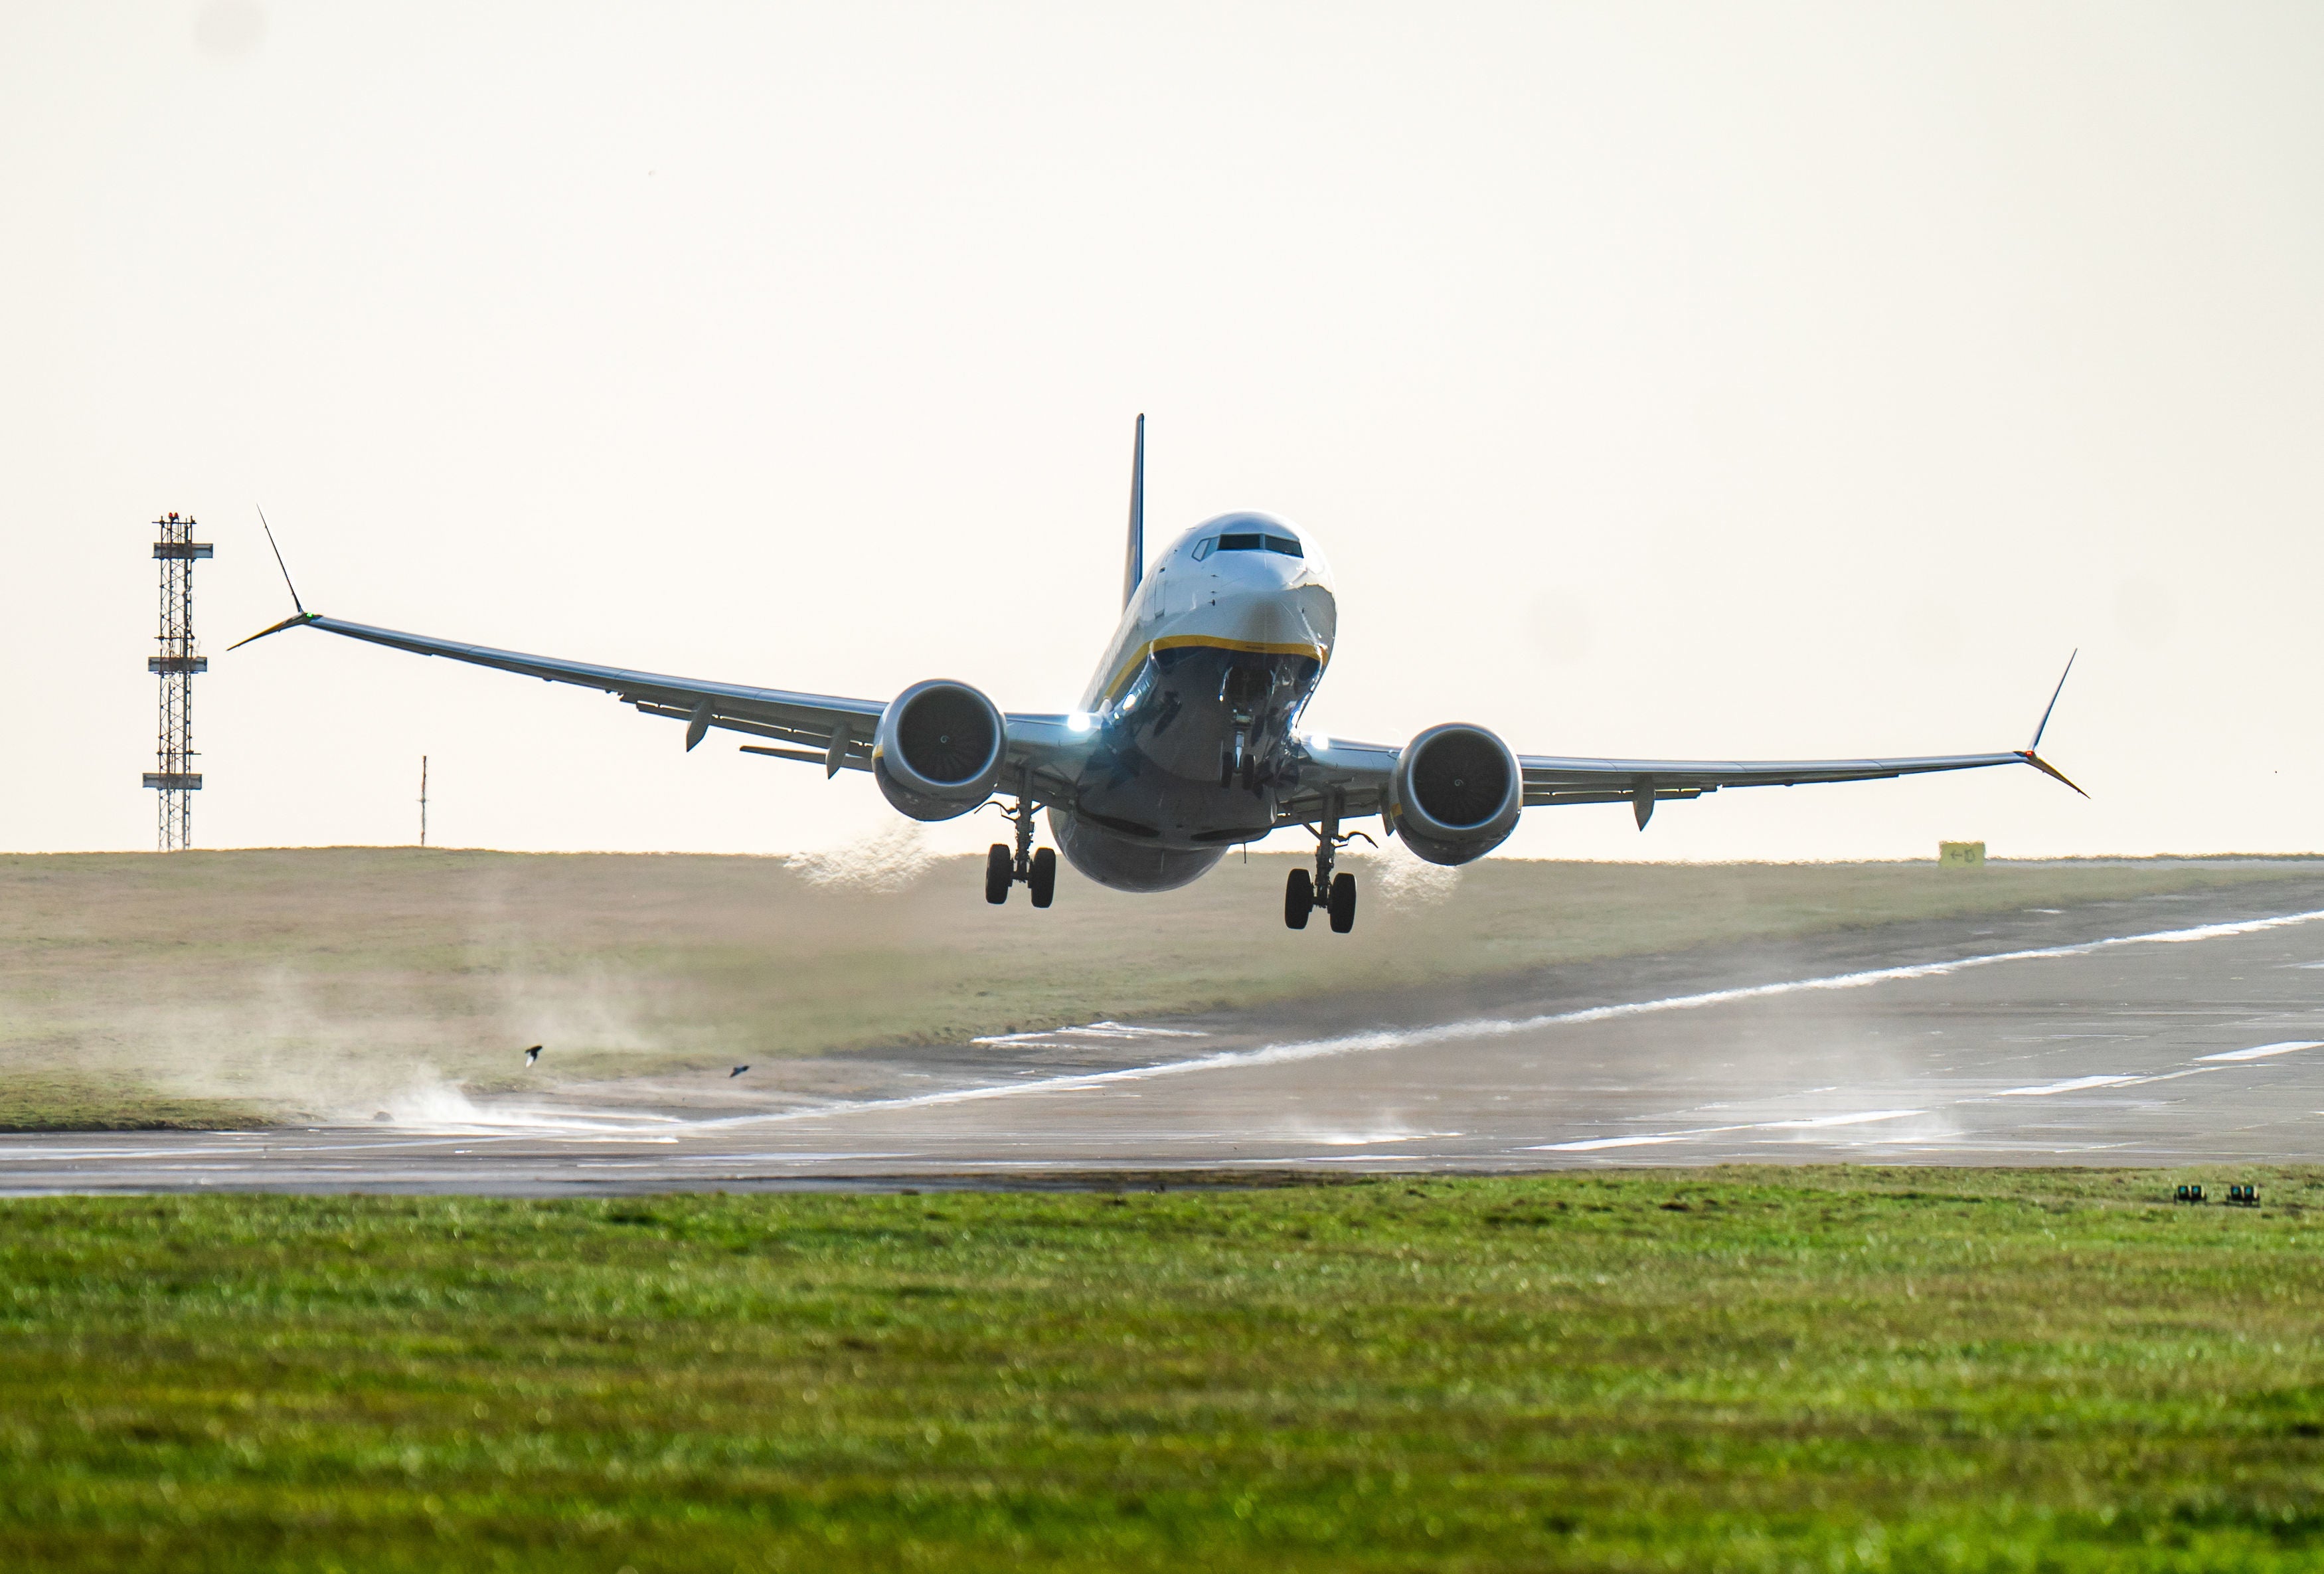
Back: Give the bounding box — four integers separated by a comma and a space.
127, 958, 673, 1126
1355, 841, 1462, 910
785, 822, 935, 893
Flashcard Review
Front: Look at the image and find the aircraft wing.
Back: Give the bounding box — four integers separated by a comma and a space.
1274, 737, 1400, 826
1276, 737, 2077, 835
1517, 747, 2080, 824
234, 612, 1094, 796
1276, 651, 2084, 831
1517, 654, 2085, 820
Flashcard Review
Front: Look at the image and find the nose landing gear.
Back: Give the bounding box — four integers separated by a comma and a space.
985, 780, 1058, 908
1284, 794, 1369, 933
1221, 732, 1271, 792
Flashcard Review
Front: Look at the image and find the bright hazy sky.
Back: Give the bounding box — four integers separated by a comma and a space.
5, 3, 2320, 863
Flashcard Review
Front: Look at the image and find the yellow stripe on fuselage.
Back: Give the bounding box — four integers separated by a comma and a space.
1100, 634, 1329, 702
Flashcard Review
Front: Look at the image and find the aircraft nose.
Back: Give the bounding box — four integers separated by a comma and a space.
1211, 548, 1299, 590
1216, 571, 1324, 652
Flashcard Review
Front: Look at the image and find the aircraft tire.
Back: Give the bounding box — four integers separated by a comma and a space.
1328, 872, 1357, 933
1284, 868, 1312, 929
985, 844, 1012, 905
1029, 847, 1058, 908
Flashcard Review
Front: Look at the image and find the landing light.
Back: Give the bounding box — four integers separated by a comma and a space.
1066, 711, 1097, 735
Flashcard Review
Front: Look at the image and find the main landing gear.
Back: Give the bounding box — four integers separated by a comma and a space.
1284, 794, 1365, 934
985, 784, 1056, 908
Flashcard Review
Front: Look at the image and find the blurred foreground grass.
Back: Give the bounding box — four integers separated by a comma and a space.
3, 1170, 2323, 1571
1, 847, 2315, 1126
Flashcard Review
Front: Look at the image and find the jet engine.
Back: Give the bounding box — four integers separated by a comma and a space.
1390, 723, 1522, 865
872, 679, 1007, 821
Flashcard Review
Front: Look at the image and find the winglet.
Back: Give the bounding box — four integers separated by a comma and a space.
230, 507, 319, 650
228, 610, 319, 651
2017, 748, 2089, 798
1122, 414, 1145, 610
2014, 650, 2086, 796
258, 505, 307, 618
2028, 649, 2076, 752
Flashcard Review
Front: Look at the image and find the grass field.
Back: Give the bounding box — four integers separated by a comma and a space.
3, 847, 2319, 1129
2, 1170, 2321, 1571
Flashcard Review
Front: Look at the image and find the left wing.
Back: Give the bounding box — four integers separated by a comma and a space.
1278, 738, 2078, 835
1516, 745, 2080, 828
1276, 656, 2083, 830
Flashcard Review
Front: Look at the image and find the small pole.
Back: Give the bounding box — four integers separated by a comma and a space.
419, 755, 428, 848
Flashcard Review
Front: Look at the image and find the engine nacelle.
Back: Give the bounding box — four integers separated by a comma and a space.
1390, 723, 1522, 866
872, 679, 1007, 822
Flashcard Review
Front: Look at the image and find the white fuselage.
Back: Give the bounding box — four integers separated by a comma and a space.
1047, 512, 1340, 891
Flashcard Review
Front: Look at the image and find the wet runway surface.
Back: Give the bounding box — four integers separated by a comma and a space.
13, 873, 2324, 1193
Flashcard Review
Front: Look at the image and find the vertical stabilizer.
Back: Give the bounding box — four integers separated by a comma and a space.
1123, 414, 1145, 609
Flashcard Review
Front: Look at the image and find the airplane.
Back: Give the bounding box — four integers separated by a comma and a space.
235, 418, 2082, 932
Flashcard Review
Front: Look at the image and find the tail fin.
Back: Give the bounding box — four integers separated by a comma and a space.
1123, 413, 1145, 610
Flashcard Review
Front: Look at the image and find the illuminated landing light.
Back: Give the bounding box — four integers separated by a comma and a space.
1066, 711, 1098, 735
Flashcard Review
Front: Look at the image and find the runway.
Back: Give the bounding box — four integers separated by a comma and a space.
11, 871, 2324, 1193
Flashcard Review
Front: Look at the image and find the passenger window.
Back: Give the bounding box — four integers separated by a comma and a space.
1192, 538, 1214, 561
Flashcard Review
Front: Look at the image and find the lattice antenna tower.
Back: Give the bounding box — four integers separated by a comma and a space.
143, 512, 211, 850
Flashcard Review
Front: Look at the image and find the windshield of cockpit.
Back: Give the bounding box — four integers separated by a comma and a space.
1191, 531, 1302, 562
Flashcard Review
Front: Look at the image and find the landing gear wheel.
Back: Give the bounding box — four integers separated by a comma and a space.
985, 844, 1012, 905
1328, 872, 1357, 933
1219, 744, 1236, 790
1029, 847, 1058, 908
1284, 867, 1313, 929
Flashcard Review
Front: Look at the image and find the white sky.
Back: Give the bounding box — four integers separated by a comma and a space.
5, 2, 2319, 861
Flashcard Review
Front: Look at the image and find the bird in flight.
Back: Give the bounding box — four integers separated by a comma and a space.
523, 1045, 542, 1067
729, 1065, 750, 1078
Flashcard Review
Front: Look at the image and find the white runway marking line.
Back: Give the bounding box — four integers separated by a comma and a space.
1533, 1109, 1926, 1152
1771, 1109, 1927, 1129
2198, 1041, 2324, 1063
1544, 1135, 1697, 1152
1995, 1075, 2148, 1096
596, 905, 2324, 1136
970, 1021, 1211, 1047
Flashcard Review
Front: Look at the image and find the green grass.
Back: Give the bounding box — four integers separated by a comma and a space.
0, 1071, 265, 1132
3, 848, 2317, 1127
5, 1170, 2324, 1570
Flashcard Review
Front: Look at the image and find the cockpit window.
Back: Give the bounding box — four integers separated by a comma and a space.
1212, 533, 1303, 559
1192, 538, 1214, 561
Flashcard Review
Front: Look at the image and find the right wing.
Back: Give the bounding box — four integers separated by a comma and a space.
234, 612, 1095, 798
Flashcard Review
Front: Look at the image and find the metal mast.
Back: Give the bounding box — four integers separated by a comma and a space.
143, 512, 211, 850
